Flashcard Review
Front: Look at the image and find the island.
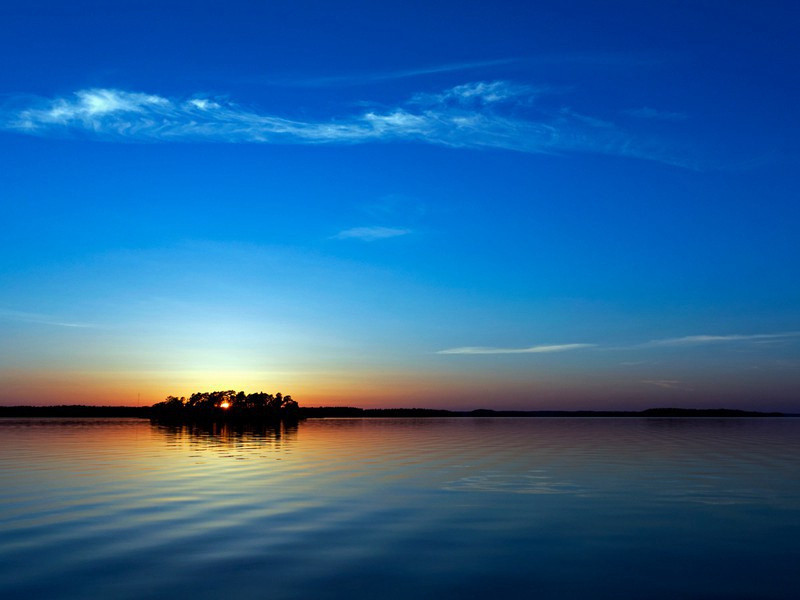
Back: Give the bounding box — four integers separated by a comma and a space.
149, 390, 299, 422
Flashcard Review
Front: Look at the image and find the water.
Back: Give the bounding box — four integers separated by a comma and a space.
1, 418, 798, 599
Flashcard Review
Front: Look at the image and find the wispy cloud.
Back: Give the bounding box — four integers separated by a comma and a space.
332, 226, 411, 241
255, 53, 659, 88
643, 332, 800, 347
268, 58, 518, 87
440, 331, 800, 357
1, 83, 693, 166
642, 379, 686, 390
0, 308, 97, 329
437, 343, 595, 355
410, 81, 548, 107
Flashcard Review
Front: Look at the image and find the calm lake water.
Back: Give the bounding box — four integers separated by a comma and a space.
1, 417, 798, 599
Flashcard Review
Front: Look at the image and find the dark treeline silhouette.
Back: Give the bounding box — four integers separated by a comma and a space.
301, 407, 454, 418
150, 390, 299, 422
0, 405, 150, 418
298, 407, 787, 418
0, 404, 789, 419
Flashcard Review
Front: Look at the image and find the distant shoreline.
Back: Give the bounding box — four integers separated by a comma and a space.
0, 406, 792, 419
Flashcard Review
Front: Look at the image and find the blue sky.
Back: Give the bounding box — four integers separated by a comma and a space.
1, 0, 799, 409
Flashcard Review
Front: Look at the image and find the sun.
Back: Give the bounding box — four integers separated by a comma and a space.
219, 400, 231, 409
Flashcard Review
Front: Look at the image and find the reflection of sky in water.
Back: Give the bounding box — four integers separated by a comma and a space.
1, 418, 799, 599
443, 471, 586, 495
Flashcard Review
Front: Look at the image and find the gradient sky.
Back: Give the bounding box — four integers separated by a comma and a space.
1, 0, 799, 410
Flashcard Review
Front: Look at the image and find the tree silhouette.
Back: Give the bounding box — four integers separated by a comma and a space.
151, 389, 300, 422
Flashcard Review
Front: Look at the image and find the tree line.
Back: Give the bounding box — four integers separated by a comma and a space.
151, 390, 299, 421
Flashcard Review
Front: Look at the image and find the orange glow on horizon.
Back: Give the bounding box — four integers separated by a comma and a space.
1, 366, 786, 412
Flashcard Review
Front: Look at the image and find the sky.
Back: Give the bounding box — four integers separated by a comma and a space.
1, 0, 799, 410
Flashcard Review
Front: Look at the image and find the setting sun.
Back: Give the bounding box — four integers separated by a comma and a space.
1, 2, 799, 599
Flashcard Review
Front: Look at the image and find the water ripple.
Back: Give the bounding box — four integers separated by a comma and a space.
1, 417, 799, 599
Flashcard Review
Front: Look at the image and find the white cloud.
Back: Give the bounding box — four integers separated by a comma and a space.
644, 332, 800, 347
13, 89, 168, 129
410, 80, 543, 106
187, 98, 222, 110
1, 84, 693, 166
438, 331, 800, 357
332, 226, 411, 241
437, 343, 595, 355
